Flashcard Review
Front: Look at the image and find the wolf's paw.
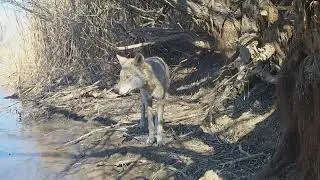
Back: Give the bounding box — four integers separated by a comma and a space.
156, 136, 165, 147
146, 136, 156, 145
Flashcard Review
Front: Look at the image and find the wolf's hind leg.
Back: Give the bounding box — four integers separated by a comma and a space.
156, 99, 165, 146
147, 104, 156, 144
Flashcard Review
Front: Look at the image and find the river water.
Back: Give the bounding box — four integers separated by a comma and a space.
0, 88, 77, 180
0, 88, 48, 179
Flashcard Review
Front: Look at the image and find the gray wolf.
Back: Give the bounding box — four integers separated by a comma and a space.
115, 53, 170, 146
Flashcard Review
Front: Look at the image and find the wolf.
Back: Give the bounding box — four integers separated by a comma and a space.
115, 53, 170, 146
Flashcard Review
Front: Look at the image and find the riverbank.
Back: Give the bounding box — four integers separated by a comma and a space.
17, 81, 280, 179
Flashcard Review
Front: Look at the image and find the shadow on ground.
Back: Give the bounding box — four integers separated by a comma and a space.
223, 83, 276, 119
50, 90, 279, 180
72, 108, 280, 180
25, 70, 281, 179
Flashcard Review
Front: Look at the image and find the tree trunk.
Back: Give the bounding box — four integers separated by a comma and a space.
259, 0, 320, 179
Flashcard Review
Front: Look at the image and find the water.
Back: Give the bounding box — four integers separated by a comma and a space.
0, 88, 60, 180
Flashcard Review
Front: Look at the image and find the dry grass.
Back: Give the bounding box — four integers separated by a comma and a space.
0, 9, 30, 90
6, 0, 192, 94
2, 0, 246, 97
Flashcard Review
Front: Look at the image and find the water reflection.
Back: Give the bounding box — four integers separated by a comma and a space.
0, 88, 46, 179
0, 88, 79, 180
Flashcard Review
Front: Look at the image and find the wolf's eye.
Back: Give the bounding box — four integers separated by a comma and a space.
123, 75, 131, 80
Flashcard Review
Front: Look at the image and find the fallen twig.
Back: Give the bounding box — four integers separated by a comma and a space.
115, 158, 147, 167
122, 132, 143, 142
171, 113, 205, 122
219, 153, 264, 166
103, 86, 115, 94
152, 166, 192, 180
238, 144, 251, 156
167, 167, 192, 179
115, 33, 214, 51
64, 125, 118, 146
171, 130, 196, 141
61, 81, 101, 102
115, 34, 191, 50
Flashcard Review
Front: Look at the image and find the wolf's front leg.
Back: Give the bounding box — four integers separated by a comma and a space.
156, 100, 165, 146
147, 106, 156, 144
139, 89, 149, 130
139, 98, 147, 130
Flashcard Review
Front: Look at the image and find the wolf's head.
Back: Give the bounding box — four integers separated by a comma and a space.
115, 53, 146, 95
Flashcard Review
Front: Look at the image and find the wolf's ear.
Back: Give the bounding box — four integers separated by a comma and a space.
116, 54, 126, 65
134, 53, 144, 66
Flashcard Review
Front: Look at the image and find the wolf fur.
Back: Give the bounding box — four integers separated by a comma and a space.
115, 53, 170, 146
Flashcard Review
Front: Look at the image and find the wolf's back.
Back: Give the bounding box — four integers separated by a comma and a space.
145, 57, 170, 89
